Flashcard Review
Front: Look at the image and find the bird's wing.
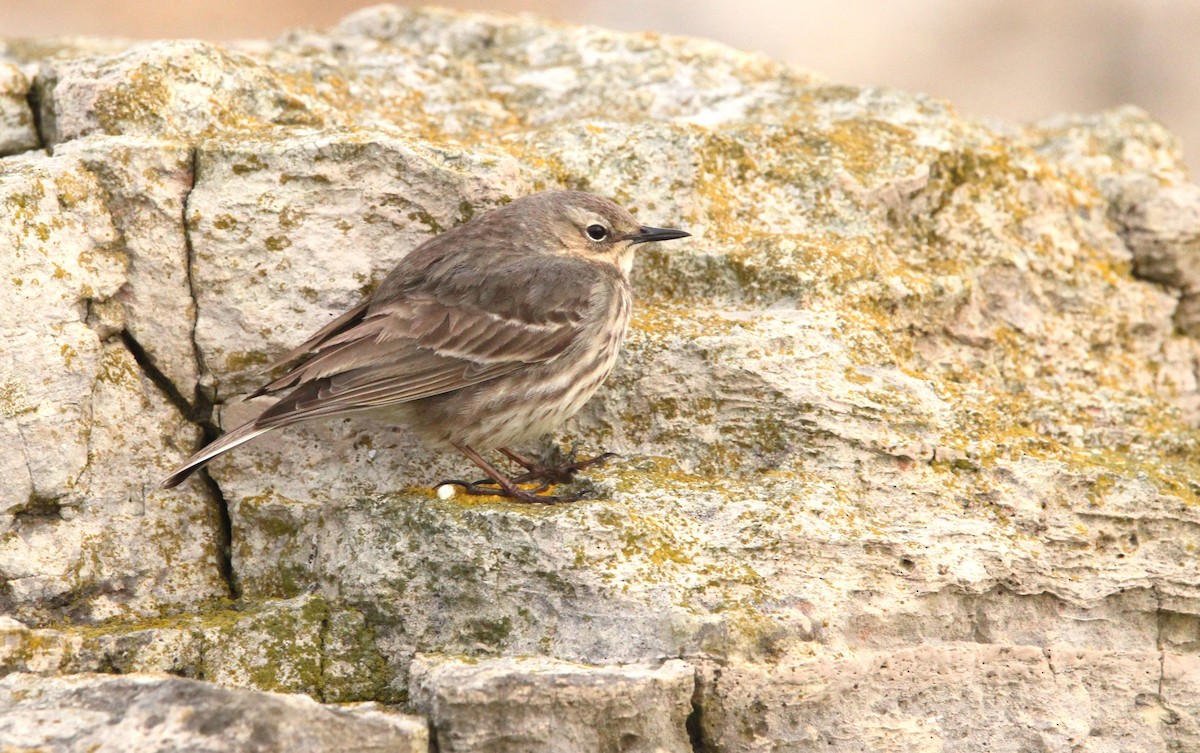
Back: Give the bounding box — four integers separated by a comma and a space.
260, 299, 371, 374
248, 255, 602, 429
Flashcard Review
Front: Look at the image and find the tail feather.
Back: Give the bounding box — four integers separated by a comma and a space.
161, 421, 272, 488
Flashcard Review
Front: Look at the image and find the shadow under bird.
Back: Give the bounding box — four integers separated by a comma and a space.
162, 190, 690, 503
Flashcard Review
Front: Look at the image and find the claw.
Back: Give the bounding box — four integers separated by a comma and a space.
437, 478, 575, 504
442, 443, 609, 506
502, 448, 621, 485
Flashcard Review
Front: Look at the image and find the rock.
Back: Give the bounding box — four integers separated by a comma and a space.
32, 40, 337, 145
696, 647, 1200, 752
1108, 177, 1200, 336
0, 146, 227, 624
0, 63, 39, 155
0, 672, 427, 753
410, 656, 695, 753
3, 5, 1200, 750
0, 616, 82, 675
0, 596, 393, 704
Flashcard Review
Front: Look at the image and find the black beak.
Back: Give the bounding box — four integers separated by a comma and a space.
630, 225, 691, 245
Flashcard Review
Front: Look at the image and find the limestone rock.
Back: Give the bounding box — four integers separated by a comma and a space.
0, 616, 82, 675
696, 647, 1200, 752
0, 672, 427, 753
0, 63, 38, 155
0, 597, 392, 704
0, 146, 226, 624
410, 656, 695, 753
1109, 178, 1200, 336
32, 40, 338, 145
3, 5, 1200, 751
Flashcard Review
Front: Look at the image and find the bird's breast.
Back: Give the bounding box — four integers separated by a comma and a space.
431, 280, 632, 450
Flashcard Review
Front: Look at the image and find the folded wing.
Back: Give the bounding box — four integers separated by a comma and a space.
261, 248, 603, 415
161, 249, 603, 488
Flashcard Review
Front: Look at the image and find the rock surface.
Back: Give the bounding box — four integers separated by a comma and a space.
0, 672, 427, 752
697, 647, 1200, 752
3, 4, 1200, 751
0, 63, 38, 156
411, 656, 695, 753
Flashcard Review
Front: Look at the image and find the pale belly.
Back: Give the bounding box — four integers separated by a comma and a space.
409, 285, 631, 450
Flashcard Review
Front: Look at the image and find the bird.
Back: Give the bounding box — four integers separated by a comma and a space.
161, 190, 690, 503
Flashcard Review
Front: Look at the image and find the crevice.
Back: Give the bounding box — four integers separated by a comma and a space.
181, 147, 240, 602
12, 493, 64, 524
23, 71, 50, 154
1154, 583, 1165, 698
200, 467, 240, 600
118, 327, 239, 600
109, 146, 236, 604
183, 146, 215, 414
312, 596, 330, 704
686, 667, 708, 753
426, 719, 441, 753
686, 701, 707, 753
120, 330, 199, 422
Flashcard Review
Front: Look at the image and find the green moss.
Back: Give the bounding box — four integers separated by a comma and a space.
222, 350, 271, 371
322, 608, 399, 704
93, 65, 174, 136
231, 154, 267, 175
236, 598, 327, 695
212, 214, 238, 230
264, 235, 291, 251
406, 209, 444, 234
461, 616, 513, 647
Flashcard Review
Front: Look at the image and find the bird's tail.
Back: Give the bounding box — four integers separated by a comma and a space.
161, 420, 272, 488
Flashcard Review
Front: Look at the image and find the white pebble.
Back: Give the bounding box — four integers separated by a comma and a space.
436, 484, 456, 500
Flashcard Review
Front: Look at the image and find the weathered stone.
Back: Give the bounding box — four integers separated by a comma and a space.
1106, 177, 1200, 337
0, 146, 226, 624
4, 5, 1200, 749
0, 595, 394, 703
1115, 181, 1200, 289
0, 63, 38, 155
33, 40, 339, 145
411, 656, 695, 753
696, 646, 1199, 752
0, 616, 81, 675
0, 672, 427, 753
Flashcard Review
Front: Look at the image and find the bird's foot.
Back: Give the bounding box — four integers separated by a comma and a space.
436, 478, 585, 505
501, 446, 620, 485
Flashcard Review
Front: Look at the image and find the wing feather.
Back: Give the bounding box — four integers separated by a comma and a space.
246, 255, 602, 430
261, 300, 371, 373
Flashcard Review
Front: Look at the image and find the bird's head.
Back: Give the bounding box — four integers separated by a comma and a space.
521, 190, 690, 275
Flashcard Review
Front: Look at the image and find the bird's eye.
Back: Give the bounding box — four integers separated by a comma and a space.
585, 224, 609, 242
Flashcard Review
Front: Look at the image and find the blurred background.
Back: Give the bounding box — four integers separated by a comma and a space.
3, 0, 1197, 174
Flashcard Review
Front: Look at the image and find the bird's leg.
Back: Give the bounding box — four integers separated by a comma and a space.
499, 445, 619, 485
441, 443, 584, 504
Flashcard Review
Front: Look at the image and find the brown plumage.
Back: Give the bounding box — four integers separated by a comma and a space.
162, 190, 689, 503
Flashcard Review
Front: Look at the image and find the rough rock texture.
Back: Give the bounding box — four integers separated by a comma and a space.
3, 4, 1200, 751
0, 672, 427, 752
411, 656, 695, 753
0, 63, 39, 156
697, 647, 1200, 752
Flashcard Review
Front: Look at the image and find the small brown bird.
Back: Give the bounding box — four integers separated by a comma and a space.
162, 190, 689, 503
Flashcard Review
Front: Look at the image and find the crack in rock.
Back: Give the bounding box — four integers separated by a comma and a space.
116, 328, 238, 600
23, 71, 47, 153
